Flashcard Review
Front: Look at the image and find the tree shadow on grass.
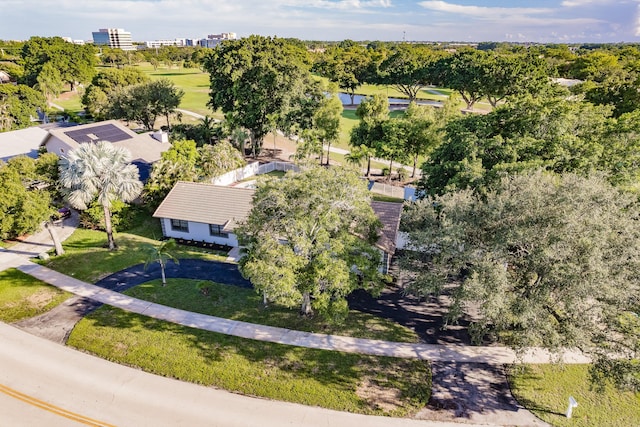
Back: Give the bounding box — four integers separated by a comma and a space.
78, 305, 429, 415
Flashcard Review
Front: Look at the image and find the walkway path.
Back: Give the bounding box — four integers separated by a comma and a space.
6, 256, 588, 366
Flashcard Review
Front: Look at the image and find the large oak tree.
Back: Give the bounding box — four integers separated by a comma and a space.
238, 167, 383, 321
402, 171, 640, 390
204, 36, 313, 157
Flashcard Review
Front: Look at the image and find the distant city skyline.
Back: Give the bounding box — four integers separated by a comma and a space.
2, 0, 638, 43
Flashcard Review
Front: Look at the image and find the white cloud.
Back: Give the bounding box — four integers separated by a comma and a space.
561, 0, 631, 7
304, 0, 392, 9
418, 1, 551, 18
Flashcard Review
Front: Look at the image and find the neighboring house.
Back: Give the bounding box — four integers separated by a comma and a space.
42, 120, 170, 181
153, 181, 403, 274
0, 126, 49, 162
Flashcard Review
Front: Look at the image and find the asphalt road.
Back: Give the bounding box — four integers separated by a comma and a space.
0, 322, 482, 427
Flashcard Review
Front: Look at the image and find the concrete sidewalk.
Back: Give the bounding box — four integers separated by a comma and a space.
12, 259, 589, 365
0, 210, 78, 259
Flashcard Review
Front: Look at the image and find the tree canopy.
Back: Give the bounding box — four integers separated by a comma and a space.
373, 44, 445, 102
419, 94, 621, 196
82, 67, 149, 119
204, 35, 314, 157
314, 44, 372, 105
238, 167, 383, 321
0, 84, 46, 130
401, 171, 640, 390
20, 36, 96, 90
108, 79, 184, 131
0, 155, 55, 239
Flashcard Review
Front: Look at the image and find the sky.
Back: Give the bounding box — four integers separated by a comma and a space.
2, 0, 639, 43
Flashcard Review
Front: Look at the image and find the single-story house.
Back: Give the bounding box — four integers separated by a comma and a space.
0, 126, 49, 162
42, 120, 170, 181
153, 181, 403, 274
153, 182, 255, 248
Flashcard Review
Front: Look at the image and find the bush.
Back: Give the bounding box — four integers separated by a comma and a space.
196, 280, 213, 296
79, 200, 140, 232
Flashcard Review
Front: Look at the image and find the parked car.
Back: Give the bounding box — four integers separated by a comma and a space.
56, 207, 71, 219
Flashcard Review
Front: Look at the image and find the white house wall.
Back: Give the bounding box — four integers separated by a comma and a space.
45, 137, 75, 158
159, 218, 239, 247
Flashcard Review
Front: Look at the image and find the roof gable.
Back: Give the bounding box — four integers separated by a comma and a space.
153, 182, 255, 229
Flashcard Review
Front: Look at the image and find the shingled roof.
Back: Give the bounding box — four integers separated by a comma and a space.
154, 181, 403, 254
370, 201, 403, 254
153, 182, 255, 231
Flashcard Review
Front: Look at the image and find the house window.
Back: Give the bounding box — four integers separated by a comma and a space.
381, 251, 390, 274
170, 219, 189, 232
209, 224, 229, 238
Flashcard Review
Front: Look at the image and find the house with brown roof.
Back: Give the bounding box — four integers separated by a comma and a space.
152, 181, 403, 274
153, 182, 255, 248
42, 120, 170, 181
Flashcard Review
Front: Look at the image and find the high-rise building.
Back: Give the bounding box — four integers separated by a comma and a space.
92, 28, 135, 51
199, 32, 237, 48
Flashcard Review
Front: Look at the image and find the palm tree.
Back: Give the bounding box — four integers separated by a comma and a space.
143, 239, 179, 286
59, 140, 142, 250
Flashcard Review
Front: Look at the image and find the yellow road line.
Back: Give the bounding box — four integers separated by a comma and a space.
0, 383, 116, 427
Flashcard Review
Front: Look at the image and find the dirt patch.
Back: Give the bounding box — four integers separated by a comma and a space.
356, 378, 403, 412
26, 290, 56, 309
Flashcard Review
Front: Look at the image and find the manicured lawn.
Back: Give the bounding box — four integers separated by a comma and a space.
509, 364, 640, 427
41, 228, 226, 283
126, 278, 419, 343
68, 305, 430, 416
141, 65, 219, 118
0, 268, 71, 322
51, 95, 83, 113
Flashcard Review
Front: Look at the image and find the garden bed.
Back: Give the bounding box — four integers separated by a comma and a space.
172, 237, 232, 253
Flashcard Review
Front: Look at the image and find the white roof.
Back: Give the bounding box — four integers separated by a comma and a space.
0, 126, 49, 162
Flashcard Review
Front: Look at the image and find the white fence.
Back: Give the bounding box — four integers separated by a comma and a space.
212, 161, 300, 186
369, 182, 417, 201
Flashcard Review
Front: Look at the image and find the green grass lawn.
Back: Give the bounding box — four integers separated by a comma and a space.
41, 227, 226, 283
68, 305, 430, 417
0, 268, 72, 322
140, 65, 218, 117
509, 364, 640, 427
126, 278, 418, 343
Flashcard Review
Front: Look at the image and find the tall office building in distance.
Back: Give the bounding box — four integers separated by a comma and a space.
92, 28, 135, 50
